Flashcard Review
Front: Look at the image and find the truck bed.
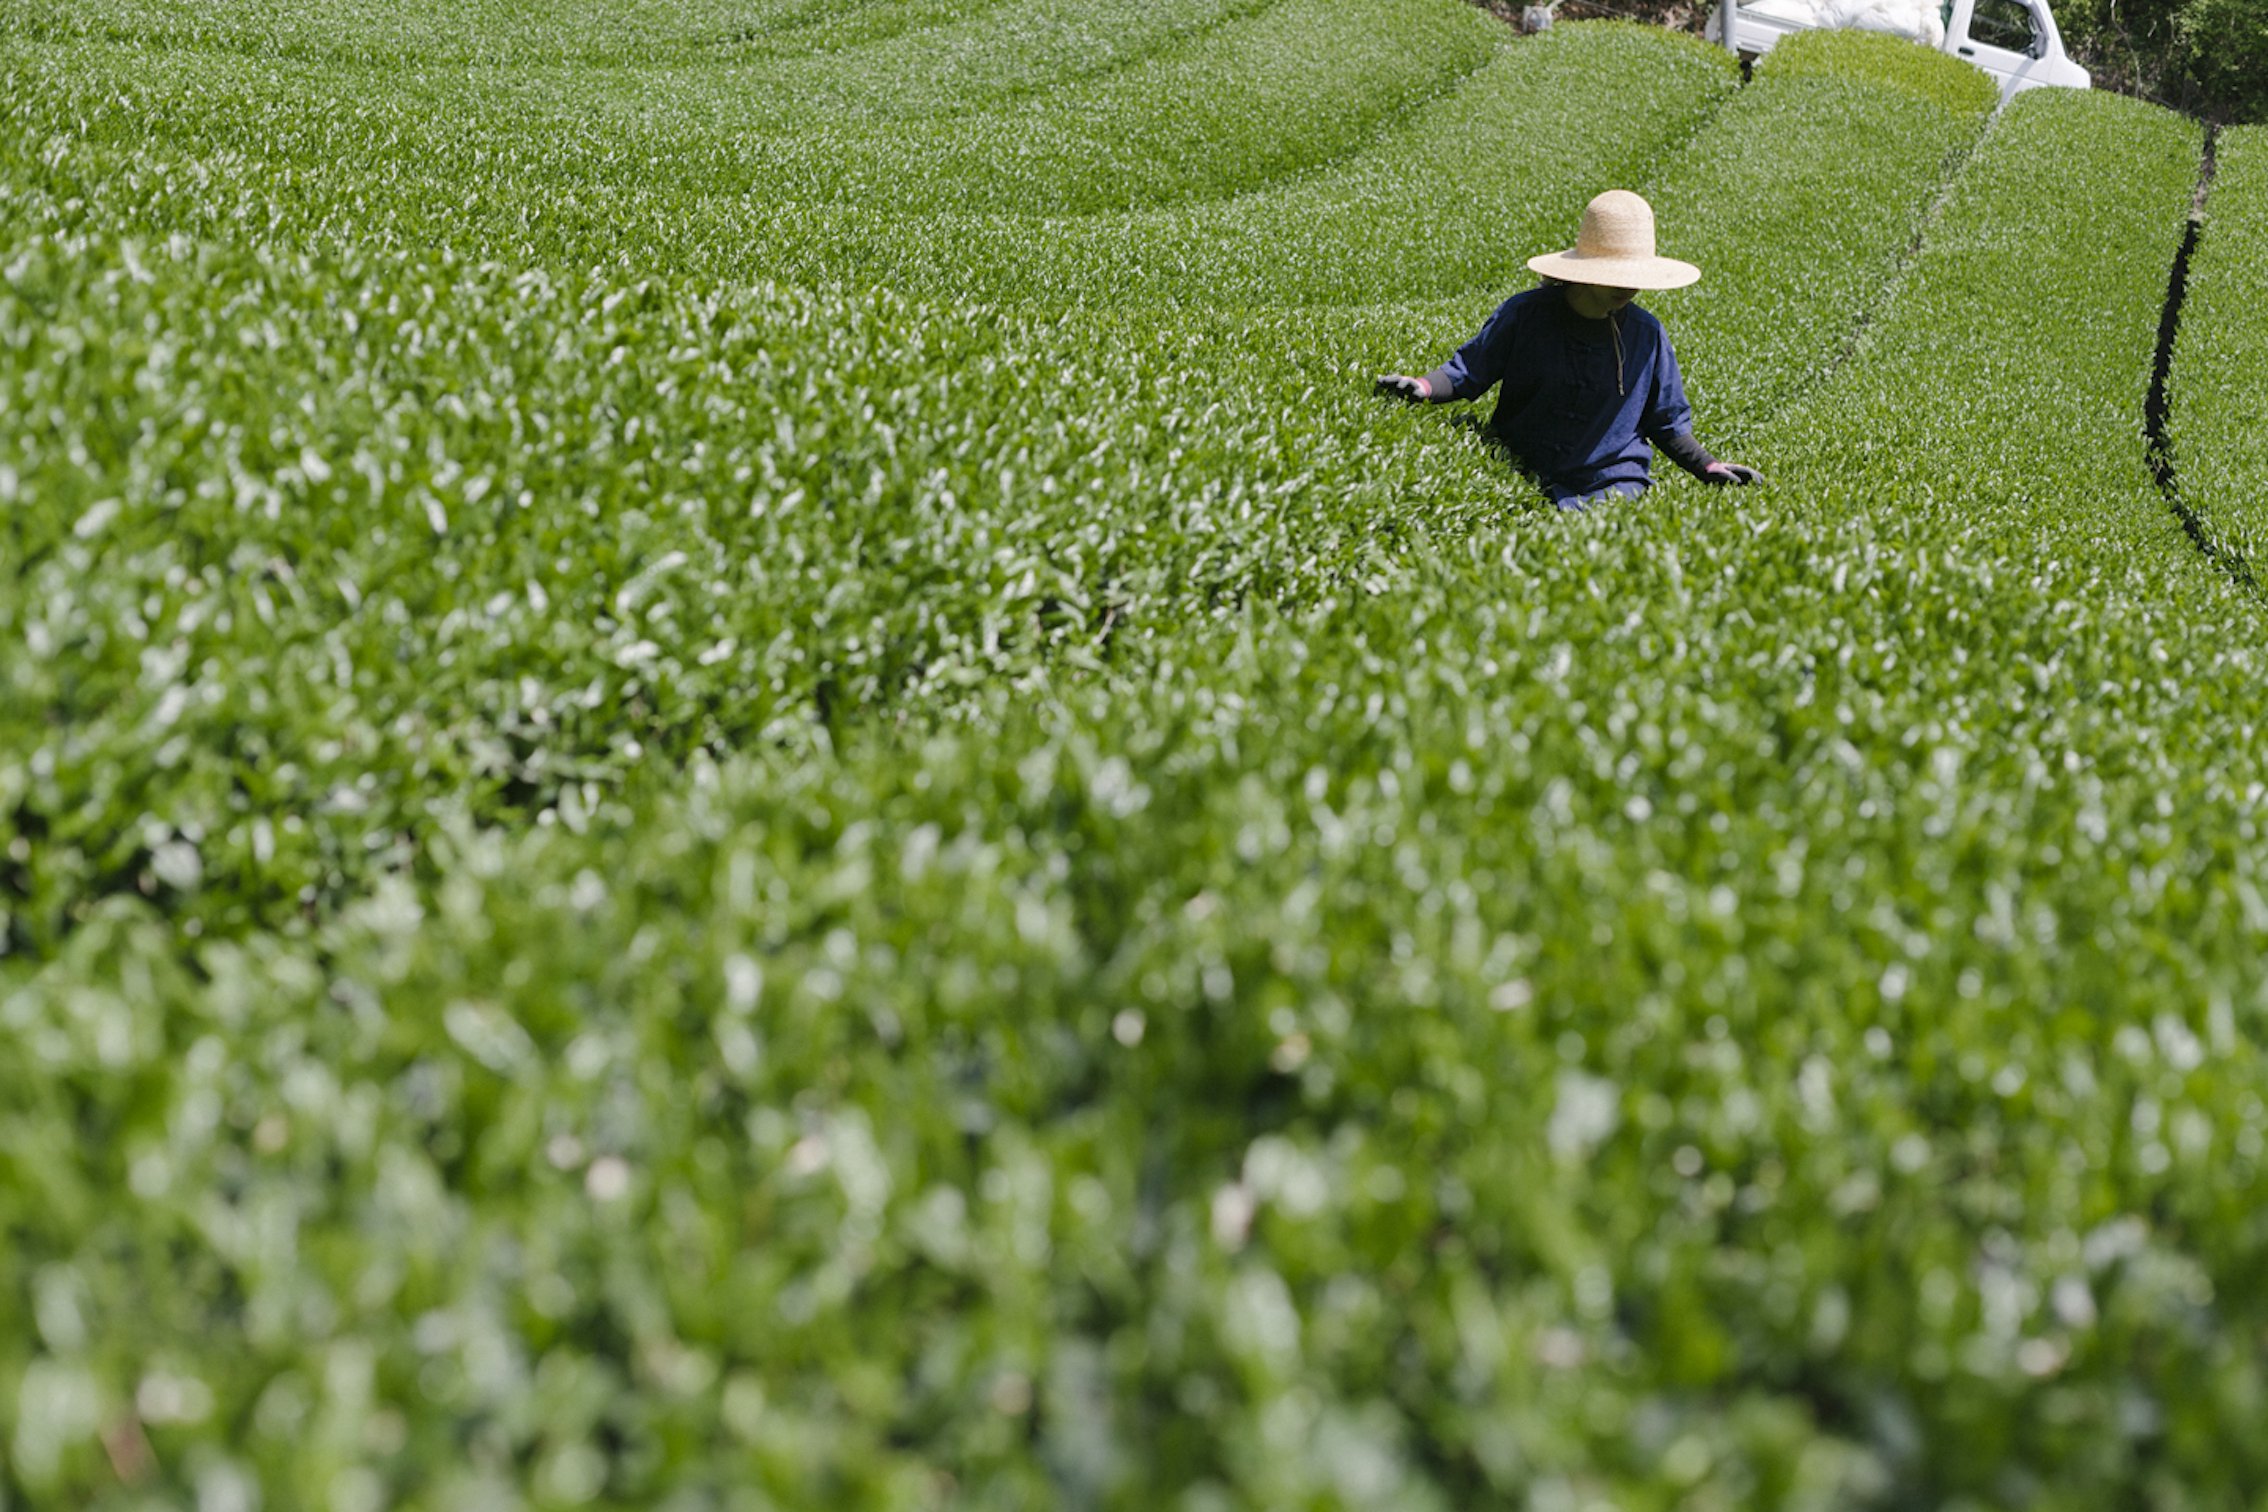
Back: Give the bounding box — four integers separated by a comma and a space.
1721, 0, 1944, 48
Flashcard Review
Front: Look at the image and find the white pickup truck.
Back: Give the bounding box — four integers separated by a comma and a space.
1708, 0, 2092, 99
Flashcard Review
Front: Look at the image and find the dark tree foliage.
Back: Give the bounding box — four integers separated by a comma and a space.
2057, 0, 2268, 122
2170, 0, 2268, 125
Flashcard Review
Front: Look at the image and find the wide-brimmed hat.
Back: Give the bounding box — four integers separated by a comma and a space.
1526, 190, 1700, 291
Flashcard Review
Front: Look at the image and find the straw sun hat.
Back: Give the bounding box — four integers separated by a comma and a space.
1526, 190, 1700, 291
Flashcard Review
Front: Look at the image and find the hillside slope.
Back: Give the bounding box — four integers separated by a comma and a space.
5, 8, 2267, 1506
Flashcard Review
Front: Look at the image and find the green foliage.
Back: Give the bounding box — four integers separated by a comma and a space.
2053, 0, 2268, 123
2054, 0, 2185, 71
0, 0, 1014, 63
2171, 125, 2268, 565
21, 0, 1494, 212
1754, 25, 1999, 117
1645, 28, 1997, 427
2172, 0, 2268, 124
6, 4, 2268, 1509
7, 20, 1734, 304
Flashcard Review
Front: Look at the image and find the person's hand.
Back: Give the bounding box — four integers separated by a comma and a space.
1704, 461, 1762, 486
1374, 373, 1430, 402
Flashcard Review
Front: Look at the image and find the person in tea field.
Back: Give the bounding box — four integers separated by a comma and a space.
1376, 189, 1761, 511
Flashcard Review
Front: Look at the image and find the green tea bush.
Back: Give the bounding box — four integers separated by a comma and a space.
1617, 30, 1998, 430
7, 4, 2268, 1508
20, 508, 2268, 1503
6, 22, 1731, 303
0, 26, 2008, 957
5, 0, 1273, 140
2, 0, 1012, 64
732, 23, 1740, 305
0, 216, 1462, 947
22, 0, 1491, 211
1763, 88, 2207, 573
690, 0, 1501, 214
2170, 125, 2268, 567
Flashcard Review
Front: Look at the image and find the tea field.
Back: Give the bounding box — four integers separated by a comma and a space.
5, 2, 2268, 1506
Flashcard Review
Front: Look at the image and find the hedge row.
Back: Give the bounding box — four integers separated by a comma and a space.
29, 0, 1499, 214
9, 8, 2268, 1509
1594, 29, 1998, 433
4, 23, 1738, 307
0, 30, 2027, 960
1, 0, 1012, 64
2170, 126, 2268, 569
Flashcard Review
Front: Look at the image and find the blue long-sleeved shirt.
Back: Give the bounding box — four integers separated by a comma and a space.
1423, 285, 1697, 504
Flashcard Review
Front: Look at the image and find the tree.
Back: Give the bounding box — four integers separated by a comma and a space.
2058, 0, 2267, 123
2173, 0, 2268, 125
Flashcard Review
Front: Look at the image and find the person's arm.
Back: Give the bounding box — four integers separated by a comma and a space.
1642, 329, 1761, 485
1657, 430, 1762, 486
1376, 296, 1522, 403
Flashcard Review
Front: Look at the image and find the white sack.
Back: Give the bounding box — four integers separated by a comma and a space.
1713, 0, 1947, 49
1814, 0, 1947, 47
